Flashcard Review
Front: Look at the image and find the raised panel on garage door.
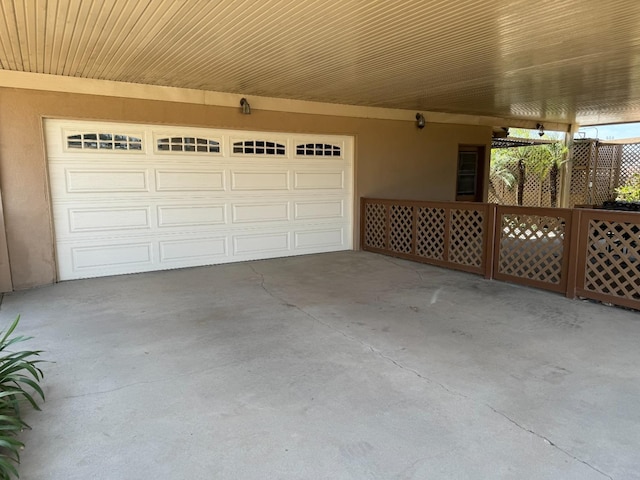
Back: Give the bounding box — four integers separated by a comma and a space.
46, 120, 353, 280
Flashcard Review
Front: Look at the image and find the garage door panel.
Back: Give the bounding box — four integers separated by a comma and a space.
157, 205, 226, 227
294, 228, 344, 249
294, 200, 344, 220
159, 236, 227, 262
155, 170, 225, 191
294, 171, 344, 190
231, 171, 289, 191
71, 243, 153, 270
47, 120, 353, 280
231, 203, 289, 224
65, 169, 150, 193
233, 232, 290, 255
69, 207, 151, 233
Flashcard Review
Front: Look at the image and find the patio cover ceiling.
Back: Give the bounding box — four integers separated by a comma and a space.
1, 0, 639, 126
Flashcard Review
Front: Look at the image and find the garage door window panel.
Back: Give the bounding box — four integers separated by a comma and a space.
66, 132, 143, 151
233, 140, 286, 156
156, 136, 220, 153
295, 143, 342, 157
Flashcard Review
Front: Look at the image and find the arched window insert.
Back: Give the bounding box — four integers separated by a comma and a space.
233, 140, 285, 155
67, 133, 142, 151
295, 143, 341, 157
157, 137, 220, 153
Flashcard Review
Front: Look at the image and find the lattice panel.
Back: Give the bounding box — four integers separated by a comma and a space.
389, 205, 413, 253
488, 161, 519, 206
569, 167, 589, 207
571, 141, 594, 168
539, 174, 560, 208
416, 207, 445, 259
488, 186, 499, 204
364, 203, 387, 249
449, 209, 484, 267
584, 220, 640, 300
567, 141, 640, 205
568, 141, 595, 206
488, 158, 563, 208
597, 144, 615, 168
522, 174, 542, 207
592, 168, 615, 204
498, 214, 566, 284
618, 143, 640, 192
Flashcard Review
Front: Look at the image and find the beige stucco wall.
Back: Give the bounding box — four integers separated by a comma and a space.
0, 87, 491, 289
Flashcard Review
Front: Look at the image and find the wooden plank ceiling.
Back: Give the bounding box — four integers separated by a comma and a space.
1, 0, 640, 125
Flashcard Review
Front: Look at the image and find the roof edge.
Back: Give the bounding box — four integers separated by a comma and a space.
0, 71, 571, 130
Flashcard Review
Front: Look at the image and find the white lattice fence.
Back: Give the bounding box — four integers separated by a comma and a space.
489, 160, 558, 207
568, 140, 640, 206
618, 143, 640, 194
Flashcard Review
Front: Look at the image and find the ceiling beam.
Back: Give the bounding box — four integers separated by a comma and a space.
0, 70, 571, 131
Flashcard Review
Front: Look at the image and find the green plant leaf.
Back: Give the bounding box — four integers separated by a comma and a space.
0, 315, 46, 479
0, 316, 20, 346
0, 457, 19, 479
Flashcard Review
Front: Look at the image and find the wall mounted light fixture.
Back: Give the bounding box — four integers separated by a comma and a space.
536, 123, 545, 137
240, 98, 251, 114
416, 113, 425, 129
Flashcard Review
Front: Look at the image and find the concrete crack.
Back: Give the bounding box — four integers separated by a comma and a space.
248, 263, 288, 306
379, 256, 426, 282
486, 405, 613, 480
248, 263, 614, 480
62, 362, 242, 400
63, 379, 166, 399
248, 264, 468, 403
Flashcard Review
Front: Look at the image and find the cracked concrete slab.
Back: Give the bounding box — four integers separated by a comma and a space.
1, 251, 638, 479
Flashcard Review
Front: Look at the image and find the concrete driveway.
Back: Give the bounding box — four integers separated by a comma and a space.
1, 251, 638, 480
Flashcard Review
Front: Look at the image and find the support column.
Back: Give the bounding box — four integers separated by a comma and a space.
559, 124, 579, 208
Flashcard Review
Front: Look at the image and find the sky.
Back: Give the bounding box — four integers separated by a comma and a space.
575, 122, 640, 140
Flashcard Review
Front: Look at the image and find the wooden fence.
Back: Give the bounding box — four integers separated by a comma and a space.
361, 198, 494, 277
568, 208, 640, 310
361, 198, 640, 311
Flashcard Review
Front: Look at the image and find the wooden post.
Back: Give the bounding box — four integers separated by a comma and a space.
484, 204, 497, 279
565, 207, 582, 299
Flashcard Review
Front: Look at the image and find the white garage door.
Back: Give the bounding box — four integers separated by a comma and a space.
46, 120, 353, 280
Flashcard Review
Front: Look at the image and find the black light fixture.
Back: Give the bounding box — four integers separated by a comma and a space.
416, 113, 425, 129
240, 97, 251, 114
536, 123, 545, 137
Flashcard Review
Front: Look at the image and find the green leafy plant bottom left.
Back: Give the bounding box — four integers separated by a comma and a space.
0, 316, 45, 479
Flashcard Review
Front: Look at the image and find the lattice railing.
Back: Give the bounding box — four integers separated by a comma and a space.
416, 207, 445, 260
360, 198, 491, 276
389, 205, 413, 253
572, 209, 640, 309
364, 202, 387, 249
361, 198, 640, 310
493, 207, 572, 292
449, 209, 484, 267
